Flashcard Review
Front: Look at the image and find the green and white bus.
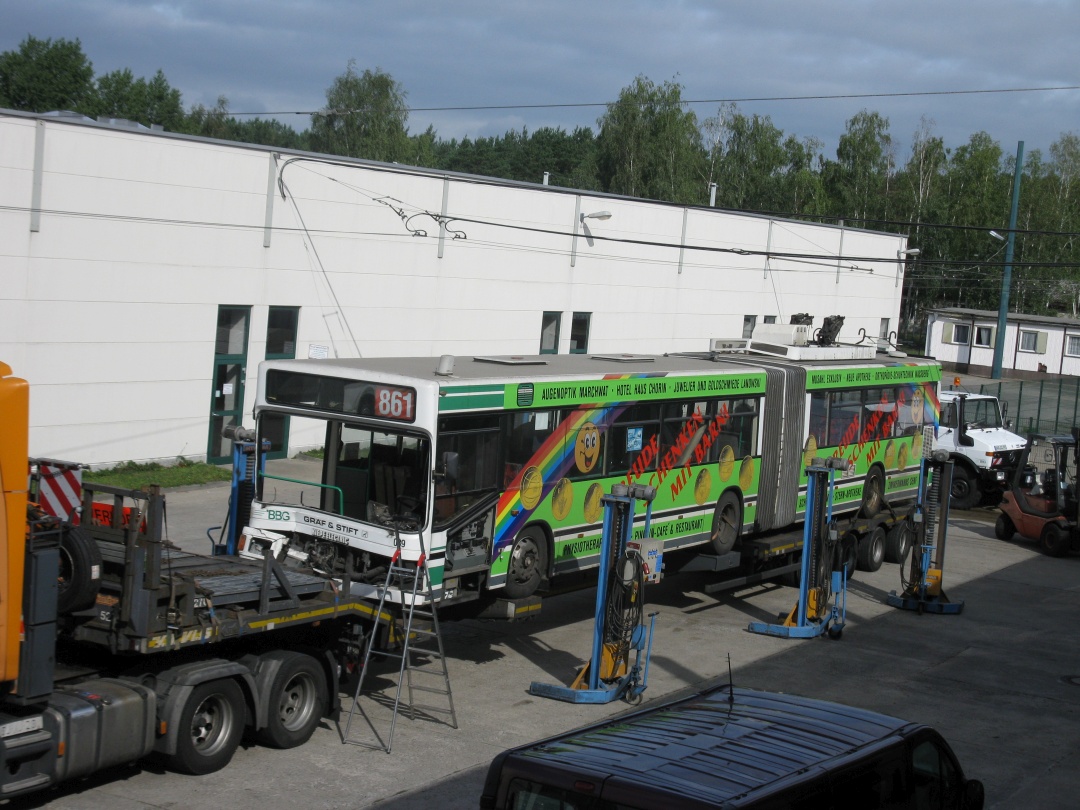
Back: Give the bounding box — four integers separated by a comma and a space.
240, 345, 940, 605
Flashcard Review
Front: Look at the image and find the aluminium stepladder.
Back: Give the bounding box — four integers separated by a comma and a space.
342, 524, 458, 753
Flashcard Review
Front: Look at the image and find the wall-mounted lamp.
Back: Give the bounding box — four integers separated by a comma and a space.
580, 210, 612, 223
895, 247, 920, 287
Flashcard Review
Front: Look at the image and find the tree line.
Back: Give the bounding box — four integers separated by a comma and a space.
3, 36, 1078, 341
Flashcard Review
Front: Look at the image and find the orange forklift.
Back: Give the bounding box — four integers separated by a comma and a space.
996, 430, 1080, 557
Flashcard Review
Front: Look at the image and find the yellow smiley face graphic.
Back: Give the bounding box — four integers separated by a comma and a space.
910, 387, 925, 426
574, 422, 601, 474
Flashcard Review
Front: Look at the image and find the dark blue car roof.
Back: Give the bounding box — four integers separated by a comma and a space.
501, 686, 918, 808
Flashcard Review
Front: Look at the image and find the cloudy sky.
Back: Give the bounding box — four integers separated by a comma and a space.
3, 1, 1078, 161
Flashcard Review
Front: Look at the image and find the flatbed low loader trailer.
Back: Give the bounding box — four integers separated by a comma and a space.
675, 495, 917, 595
0, 363, 391, 798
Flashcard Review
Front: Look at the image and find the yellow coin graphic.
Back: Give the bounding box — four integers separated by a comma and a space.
802, 435, 818, 470
883, 440, 897, 469
718, 444, 735, 481
519, 466, 543, 510
583, 483, 604, 524
739, 456, 754, 490
551, 478, 573, 521
897, 442, 910, 470
912, 429, 924, 459
694, 468, 712, 505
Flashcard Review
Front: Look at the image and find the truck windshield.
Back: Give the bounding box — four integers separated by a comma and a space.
963, 399, 1003, 429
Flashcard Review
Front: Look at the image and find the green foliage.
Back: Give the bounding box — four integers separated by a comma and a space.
91, 68, 185, 129
84, 458, 232, 489
596, 75, 703, 202
309, 62, 410, 161
0, 36, 95, 112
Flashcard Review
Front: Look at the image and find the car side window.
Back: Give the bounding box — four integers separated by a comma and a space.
912, 737, 962, 809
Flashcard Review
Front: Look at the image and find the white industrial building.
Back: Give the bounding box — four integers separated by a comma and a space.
926, 307, 1080, 378
1, 109, 916, 466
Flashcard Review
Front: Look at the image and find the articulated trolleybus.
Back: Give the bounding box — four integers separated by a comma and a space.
240, 334, 940, 607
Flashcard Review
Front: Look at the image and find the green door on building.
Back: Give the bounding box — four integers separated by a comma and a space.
207, 305, 251, 465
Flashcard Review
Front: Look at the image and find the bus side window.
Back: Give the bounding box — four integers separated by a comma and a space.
605, 403, 659, 477
725, 398, 759, 457
505, 411, 558, 486
809, 391, 829, 448
661, 401, 709, 466
828, 392, 862, 448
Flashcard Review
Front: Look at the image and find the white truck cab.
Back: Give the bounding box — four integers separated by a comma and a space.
937, 390, 1027, 509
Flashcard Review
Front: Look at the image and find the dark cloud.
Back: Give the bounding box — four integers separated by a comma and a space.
3, 0, 1077, 156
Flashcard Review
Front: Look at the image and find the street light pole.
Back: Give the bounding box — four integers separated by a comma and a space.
991, 141, 1025, 380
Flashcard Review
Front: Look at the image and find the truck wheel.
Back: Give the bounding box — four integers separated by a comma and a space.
995, 514, 1015, 542
859, 466, 886, 518
709, 492, 742, 555
57, 525, 102, 614
170, 678, 245, 775
950, 466, 981, 511
255, 652, 328, 749
885, 520, 914, 563
1040, 523, 1071, 558
504, 527, 547, 599
839, 533, 858, 581
856, 526, 886, 572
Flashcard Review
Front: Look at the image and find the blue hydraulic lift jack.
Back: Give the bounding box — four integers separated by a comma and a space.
529, 483, 660, 704
748, 457, 849, 640
887, 450, 964, 614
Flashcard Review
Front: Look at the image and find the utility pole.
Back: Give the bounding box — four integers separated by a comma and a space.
992, 141, 1024, 380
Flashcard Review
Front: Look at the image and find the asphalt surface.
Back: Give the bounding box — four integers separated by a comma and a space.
20, 461, 1080, 810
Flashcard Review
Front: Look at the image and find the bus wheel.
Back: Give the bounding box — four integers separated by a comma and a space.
856, 526, 886, 572
709, 492, 742, 555
504, 528, 547, 599
169, 678, 245, 775
860, 466, 886, 518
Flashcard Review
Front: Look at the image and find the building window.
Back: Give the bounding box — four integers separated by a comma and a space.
952, 324, 970, 345
266, 306, 299, 358
1067, 335, 1080, 357
540, 311, 561, 354
879, 318, 890, 339
742, 315, 757, 339
1019, 330, 1046, 353
763, 315, 777, 324
974, 326, 993, 347
569, 312, 591, 354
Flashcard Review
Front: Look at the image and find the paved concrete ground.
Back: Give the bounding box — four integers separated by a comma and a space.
24, 469, 1080, 809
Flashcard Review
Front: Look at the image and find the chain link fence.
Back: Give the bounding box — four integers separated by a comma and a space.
971, 377, 1080, 436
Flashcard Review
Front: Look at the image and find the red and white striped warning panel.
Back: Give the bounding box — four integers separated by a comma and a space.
36, 461, 83, 521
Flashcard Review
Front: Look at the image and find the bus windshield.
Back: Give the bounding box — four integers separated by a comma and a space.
260, 414, 431, 528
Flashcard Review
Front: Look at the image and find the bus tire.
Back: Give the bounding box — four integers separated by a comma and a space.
254, 651, 328, 749
57, 525, 103, 614
168, 678, 245, 775
859, 465, 886, 518
709, 492, 742, 555
856, 526, 886, 572
504, 527, 547, 599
